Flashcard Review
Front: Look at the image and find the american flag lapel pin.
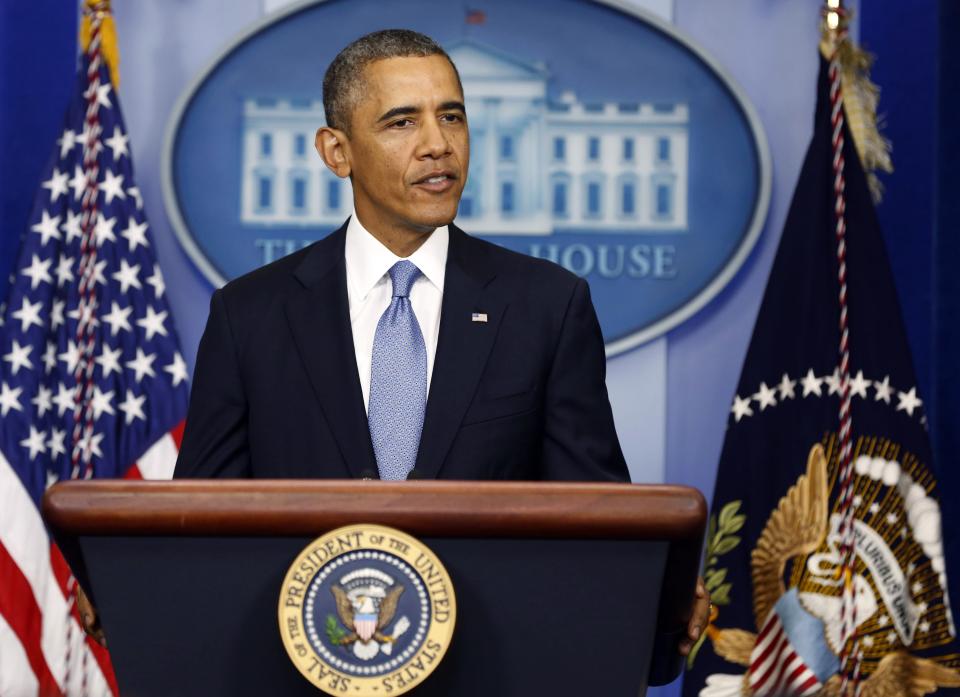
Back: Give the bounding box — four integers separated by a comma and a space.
471, 312, 488, 323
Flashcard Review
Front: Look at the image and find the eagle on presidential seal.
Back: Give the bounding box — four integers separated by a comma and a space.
700, 443, 960, 697
328, 579, 410, 660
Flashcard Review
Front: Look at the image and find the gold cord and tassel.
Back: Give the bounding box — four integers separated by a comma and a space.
820, 1, 893, 202
80, 0, 120, 89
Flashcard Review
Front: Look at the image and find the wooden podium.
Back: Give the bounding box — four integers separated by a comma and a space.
43, 481, 706, 697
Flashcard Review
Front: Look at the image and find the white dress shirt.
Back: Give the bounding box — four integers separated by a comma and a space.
344, 214, 448, 413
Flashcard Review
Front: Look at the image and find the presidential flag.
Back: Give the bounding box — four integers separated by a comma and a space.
683, 27, 960, 697
0, 9, 187, 695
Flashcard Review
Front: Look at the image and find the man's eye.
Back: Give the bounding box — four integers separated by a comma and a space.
440, 113, 463, 123
389, 118, 414, 128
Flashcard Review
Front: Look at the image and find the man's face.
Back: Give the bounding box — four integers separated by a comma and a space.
329, 55, 469, 239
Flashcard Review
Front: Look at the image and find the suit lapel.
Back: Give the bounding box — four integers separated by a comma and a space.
414, 226, 506, 479
285, 224, 377, 479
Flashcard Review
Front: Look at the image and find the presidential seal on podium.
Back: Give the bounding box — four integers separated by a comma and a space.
278, 524, 456, 695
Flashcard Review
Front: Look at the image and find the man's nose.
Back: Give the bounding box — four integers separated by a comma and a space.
418, 117, 451, 158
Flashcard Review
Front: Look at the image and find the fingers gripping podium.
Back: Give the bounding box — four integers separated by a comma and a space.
43, 480, 706, 697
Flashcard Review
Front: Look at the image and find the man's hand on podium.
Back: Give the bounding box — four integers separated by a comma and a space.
679, 577, 710, 656
76, 584, 107, 647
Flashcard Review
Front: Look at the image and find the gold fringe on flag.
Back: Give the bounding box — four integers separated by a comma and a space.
820, 6, 893, 202
80, 0, 120, 89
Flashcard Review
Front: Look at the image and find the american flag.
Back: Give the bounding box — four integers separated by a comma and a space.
0, 15, 187, 696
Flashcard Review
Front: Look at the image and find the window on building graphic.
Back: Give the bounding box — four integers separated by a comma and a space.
655, 181, 673, 218
500, 135, 515, 161
657, 137, 671, 163
553, 137, 565, 161
257, 176, 272, 210
552, 179, 568, 216
294, 134, 307, 157
260, 133, 272, 157
586, 180, 602, 217
501, 181, 515, 214
622, 181, 636, 216
459, 195, 474, 218
327, 179, 341, 211
587, 137, 601, 161
623, 138, 635, 162
291, 176, 307, 213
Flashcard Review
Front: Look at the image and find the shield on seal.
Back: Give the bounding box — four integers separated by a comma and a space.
355, 613, 377, 643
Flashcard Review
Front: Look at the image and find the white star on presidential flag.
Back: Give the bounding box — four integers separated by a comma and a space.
104, 126, 129, 160
112, 258, 141, 293
731, 395, 753, 422
57, 129, 77, 158
3, 340, 33, 375
47, 428, 67, 459
61, 209, 82, 243
126, 347, 157, 382
30, 211, 62, 246
164, 352, 188, 387
801, 368, 823, 397
21, 254, 53, 289
31, 385, 53, 418
91, 386, 115, 420
100, 169, 126, 204
849, 370, 870, 399
101, 301, 133, 336
41, 168, 70, 203
896, 387, 923, 417
58, 340, 82, 374
77, 430, 105, 461
95, 344, 123, 378
50, 299, 65, 330
824, 367, 843, 396
777, 373, 796, 400
137, 306, 168, 341
11, 297, 44, 333
52, 382, 75, 417
146, 264, 165, 298
874, 375, 894, 403
19, 426, 47, 461
120, 218, 149, 252
54, 255, 75, 287
0, 381, 24, 416
117, 389, 146, 424
69, 165, 86, 200
93, 212, 117, 246
753, 382, 777, 411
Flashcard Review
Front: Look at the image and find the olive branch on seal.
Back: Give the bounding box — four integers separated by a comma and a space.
686, 500, 745, 668
325, 614, 348, 645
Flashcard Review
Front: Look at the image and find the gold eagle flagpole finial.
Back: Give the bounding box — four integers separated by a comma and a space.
819, 0, 893, 202
80, 0, 120, 88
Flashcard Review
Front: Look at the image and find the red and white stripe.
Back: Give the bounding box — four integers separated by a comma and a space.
747, 611, 822, 697
0, 422, 183, 696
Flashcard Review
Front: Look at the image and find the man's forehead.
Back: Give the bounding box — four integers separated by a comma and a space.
360, 55, 463, 106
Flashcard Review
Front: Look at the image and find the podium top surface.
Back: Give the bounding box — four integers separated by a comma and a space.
44, 480, 705, 540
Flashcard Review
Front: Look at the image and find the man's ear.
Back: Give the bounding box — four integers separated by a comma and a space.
316, 126, 351, 178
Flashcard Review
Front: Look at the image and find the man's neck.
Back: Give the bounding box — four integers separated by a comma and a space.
353, 212, 435, 258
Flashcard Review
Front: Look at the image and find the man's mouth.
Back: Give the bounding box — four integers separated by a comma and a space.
413, 172, 457, 192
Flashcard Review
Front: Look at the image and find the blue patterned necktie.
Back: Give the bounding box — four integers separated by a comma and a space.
368, 260, 427, 480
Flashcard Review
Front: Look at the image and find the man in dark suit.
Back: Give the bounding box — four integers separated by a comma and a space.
83, 29, 710, 657
173, 30, 628, 484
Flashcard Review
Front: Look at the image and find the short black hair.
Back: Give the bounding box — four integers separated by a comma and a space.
322, 29, 462, 132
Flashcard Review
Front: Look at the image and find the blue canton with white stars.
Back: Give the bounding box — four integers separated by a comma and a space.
0, 59, 188, 507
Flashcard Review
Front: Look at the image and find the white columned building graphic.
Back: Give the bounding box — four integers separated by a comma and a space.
239, 40, 689, 233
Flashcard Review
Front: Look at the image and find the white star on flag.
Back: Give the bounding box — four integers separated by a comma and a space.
0, 381, 24, 416
146, 264, 165, 298
120, 218, 149, 252
41, 167, 70, 203
19, 426, 47, 461
801, 368, 823, 397
52, 382, 75, 417
54, 255, 75, 287
104, 126, 129, 160
873, 375, 894, 403
137, 306, 168, 341
117, 389, 147, 425
126, 347, 157, 382
112, 258, 142, 293
753, 382, 777, 411
896, 387, 922, 417
777, 373, 796, 400
30, 211, 62, 246
11, 297, 44, 333
731, 395, 753, 422
21, 254, 53, 289
95, 344, 123, 378
164, 352, 189, 387
100, 169, 126, 204
93, 212, 118, 246
31, 385, 53, 418
57, 129, 77, 158
3, 340, 34, 375
101, 301, 133, 336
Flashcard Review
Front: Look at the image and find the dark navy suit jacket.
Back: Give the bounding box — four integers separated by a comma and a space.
173, 223, 628, 481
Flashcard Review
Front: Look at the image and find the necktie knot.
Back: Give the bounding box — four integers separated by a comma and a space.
389, 260, 421, 298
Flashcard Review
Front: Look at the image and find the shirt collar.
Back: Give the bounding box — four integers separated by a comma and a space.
344, 213, 449, 303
